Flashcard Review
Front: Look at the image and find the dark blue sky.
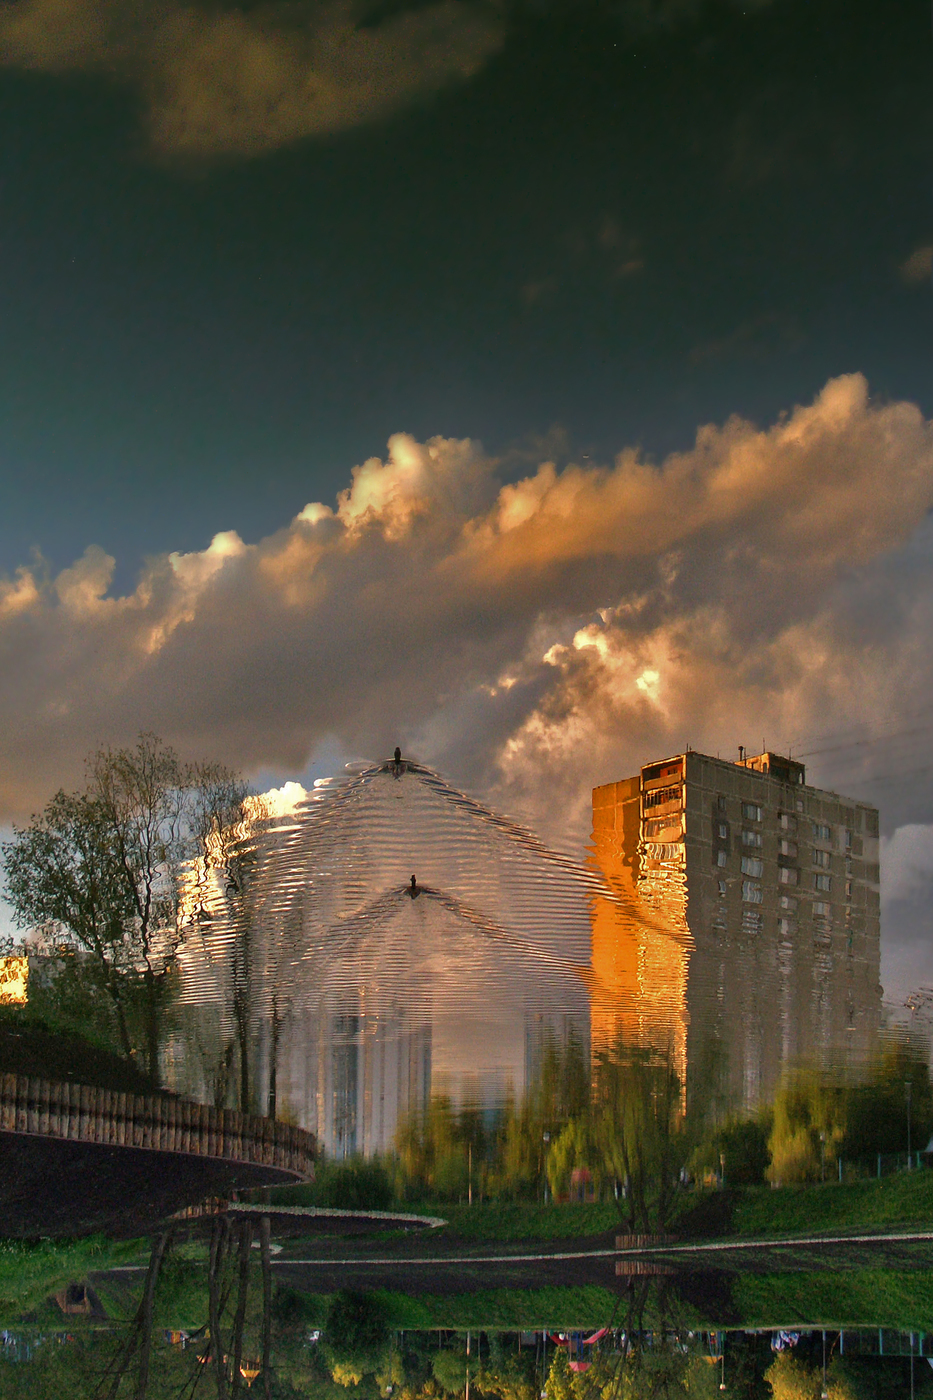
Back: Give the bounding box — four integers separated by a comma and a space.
1, 0, 929, 588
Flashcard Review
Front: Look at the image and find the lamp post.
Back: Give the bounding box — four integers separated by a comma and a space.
820, 1329, 828, 1400
819, 1131, 826, 1184
542, 1131, 550, 1204
906, 1080, 913, 1168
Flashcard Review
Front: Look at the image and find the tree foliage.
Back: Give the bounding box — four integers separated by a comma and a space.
1, 733, 247, 1083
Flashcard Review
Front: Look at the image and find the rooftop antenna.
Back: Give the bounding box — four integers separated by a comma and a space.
738, 745, 745, 764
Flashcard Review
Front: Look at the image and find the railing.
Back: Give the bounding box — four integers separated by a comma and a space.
0, 1073, 315, 1178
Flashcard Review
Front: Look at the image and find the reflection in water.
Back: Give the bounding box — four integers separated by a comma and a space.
1, 1222, 931, 1398
169, 748, 884, 1154
591, 751, 883, 1120
172, 760, 595, 1156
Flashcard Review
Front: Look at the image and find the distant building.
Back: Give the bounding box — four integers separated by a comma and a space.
590, 750, 881, 1117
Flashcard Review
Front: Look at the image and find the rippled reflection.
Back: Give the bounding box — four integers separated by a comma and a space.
171, 760, 595, 1155
169, 749, 884, 1152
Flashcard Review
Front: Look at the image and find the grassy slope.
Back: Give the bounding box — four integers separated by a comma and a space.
434, 1202, 618, 1241
0, 1236, 140, 1321
0, 1011, 159, 1095
734, 1269, 933, 1331
271, 1171, 933, 1244
731, 1169, 933, 1238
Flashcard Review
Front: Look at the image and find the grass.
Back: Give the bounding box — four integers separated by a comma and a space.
375, 1283, 620, 1329
0, 1008, 160, 1095
0, 1235, 142, 1322
731, 1168, 933, 1238
272, 1172, 933, 1245
434, 1201, 618, 1242
734, 1269, 933, 1330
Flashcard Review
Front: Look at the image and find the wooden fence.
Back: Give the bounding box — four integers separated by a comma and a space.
0, 1073, 315, 1178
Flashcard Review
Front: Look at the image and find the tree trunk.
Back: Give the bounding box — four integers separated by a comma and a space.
133, 1230, 173, 1400
267, 998, 280, 1120
260, 1215, 273, 1400
105, 976, 134, 1062
230, 1220, 254, 1398
143, 967, 160, 1085
209, 1215, 230, 1400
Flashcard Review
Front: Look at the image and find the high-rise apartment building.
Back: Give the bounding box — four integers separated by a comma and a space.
591, 750, 881, 1116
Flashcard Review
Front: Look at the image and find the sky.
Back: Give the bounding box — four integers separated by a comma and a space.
0, 0, 930, 1002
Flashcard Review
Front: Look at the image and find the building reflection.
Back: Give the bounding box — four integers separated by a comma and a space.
589, 750, 882, 1117
171, 761, 593, 1156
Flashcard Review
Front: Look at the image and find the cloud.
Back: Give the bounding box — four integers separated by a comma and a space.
0, 0, 503, 158
881, 825, 933, 905
899, 244, 933, 286
1, 374, 933, 894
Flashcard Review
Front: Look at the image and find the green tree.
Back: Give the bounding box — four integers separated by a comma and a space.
322, 1290, 391, 1382
693, 1115, 772, 1186
767, 1073, 846, 1185
842, 1048, 933, 1162
764, 1351, 822, 1399
432, 1346, 468, 1394
591, 1041, 685, 1232
2, 733, 247, 1083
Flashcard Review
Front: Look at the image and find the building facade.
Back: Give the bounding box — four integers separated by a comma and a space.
591, 750, 882, 1117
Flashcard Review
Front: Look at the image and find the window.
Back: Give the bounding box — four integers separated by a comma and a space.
717, 878, 727, 896
845, 881, 853, 901
779, 867, 799, 886
779, 839, 798, 858
813, 900, 830, 916
741, 856, 763, 877
814, 872, 832, 892
778, 917, 796, 937
813, 849, 831, 869
796, 798, 804, 813
845, 829, 853, 850
716, 849, 727, 867
779, 894, 797, 911
717, 795, 727, 813
813, 821, 832, 841
742, 829, 762, 847
644, 784, 681, 809
717, 822, 728, 839
742, 802, 762, 822
779, 812, 798, 833
742, 880, 762, 903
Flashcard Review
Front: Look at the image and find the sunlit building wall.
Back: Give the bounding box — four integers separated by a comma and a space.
0, 957, 28, 1005
591, 751, 882, 1117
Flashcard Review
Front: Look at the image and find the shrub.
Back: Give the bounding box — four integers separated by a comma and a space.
313, 1157, 393, 1211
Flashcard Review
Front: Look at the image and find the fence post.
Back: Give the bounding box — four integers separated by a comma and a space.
877, 1153, 882, 1179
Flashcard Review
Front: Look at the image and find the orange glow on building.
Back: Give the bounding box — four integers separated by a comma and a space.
0, 957, 28, 1005
590, 751, 881, 1116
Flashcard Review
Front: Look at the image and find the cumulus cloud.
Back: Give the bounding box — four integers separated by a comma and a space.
1, 373, 933, 888
0, 0, 503, 158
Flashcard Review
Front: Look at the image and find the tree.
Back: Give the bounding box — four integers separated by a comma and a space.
2, 790, 139, 1059
591, 1041, 686, 1232
2, 734, 248, 1083
767, 1073, 846, 1185
763, 1351, 823, 1400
